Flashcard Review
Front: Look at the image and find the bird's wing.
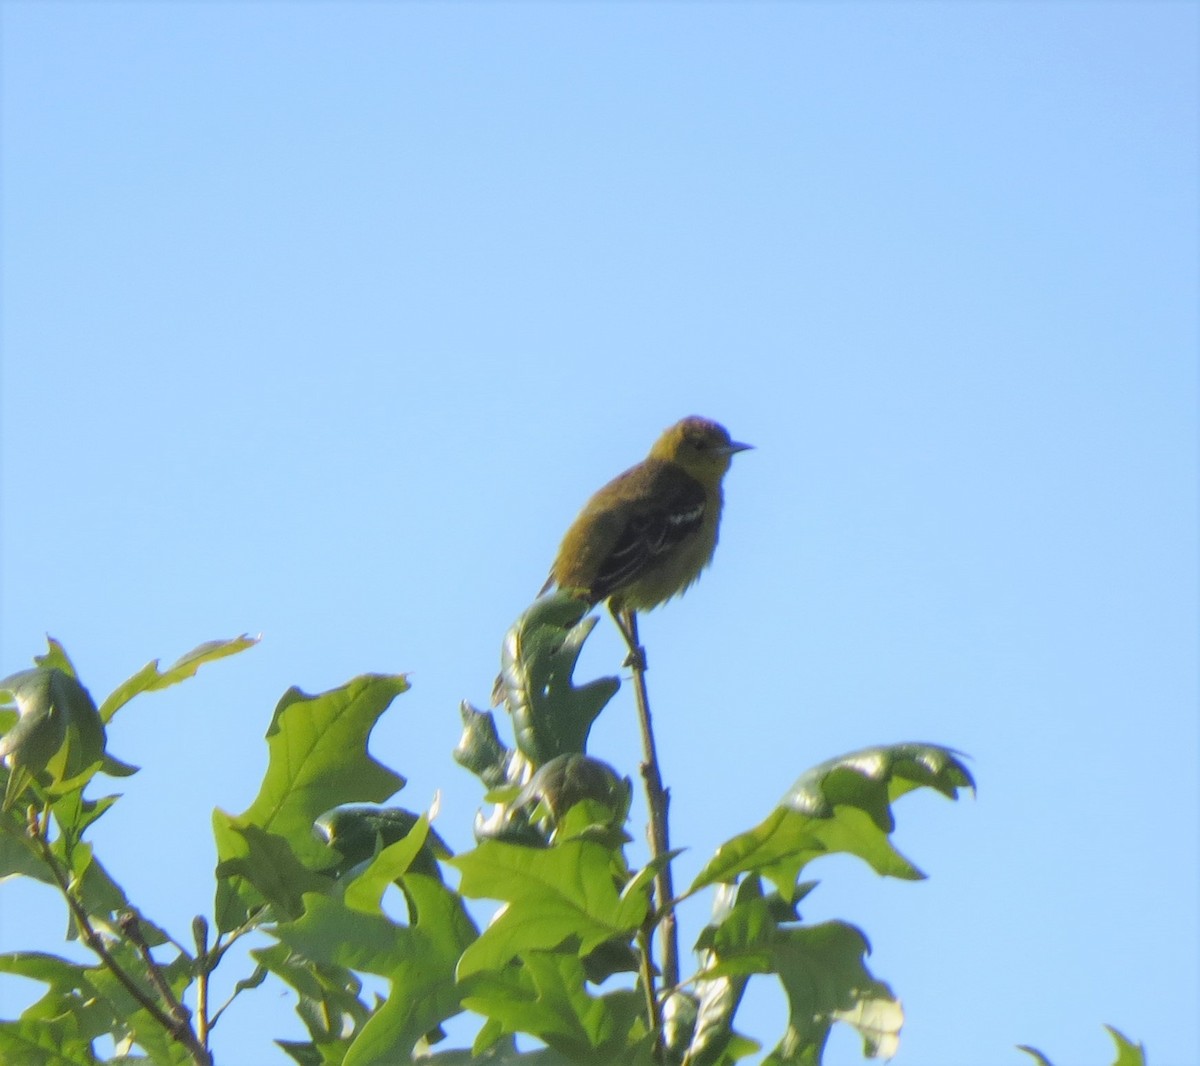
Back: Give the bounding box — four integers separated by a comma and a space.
587, 471, 707, 603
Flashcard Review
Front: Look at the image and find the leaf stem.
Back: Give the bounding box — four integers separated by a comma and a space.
614, 606, 681, 995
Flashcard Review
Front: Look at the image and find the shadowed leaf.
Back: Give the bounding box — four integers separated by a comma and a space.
496, 593, 619, 765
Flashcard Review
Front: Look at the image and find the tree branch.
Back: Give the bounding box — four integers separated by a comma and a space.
613, 606, 681, 996
30, 816, 213, 1066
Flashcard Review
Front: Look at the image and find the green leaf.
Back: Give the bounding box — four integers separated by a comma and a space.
418, 1043, 585, 1064
273, 875, 477, 1065
215, 823, 333, 921
691, 743, 974, 900
0, 951, 112, 1041
452, 838, 650, 976
51, 790, 118, 846
1018, 1027, 1147, 1066
255, 942, 372, 1053
83, 945, 195, 1065
33, 638, 79, 678
0, 1018, 98, 1065
460, 951, 651, 1063
56, 843, 132, 933
97, 635, 259, 723
682, 878, 767, 1066
453, 701, 522, 790
314, 804, 450, 880
0, 806, 53, 884
1105, 1026, 1147, 1066
760, 921, 901, 1065
213, 673, 408, 930
0, 667, 105, 808
341, 814, 432, 913
496, 593, 619, 765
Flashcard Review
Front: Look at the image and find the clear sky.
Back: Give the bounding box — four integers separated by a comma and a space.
2, 3, 1196, 1064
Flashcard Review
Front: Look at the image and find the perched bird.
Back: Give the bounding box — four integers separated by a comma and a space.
543, 415, 752, 613
492, 416, 751, 707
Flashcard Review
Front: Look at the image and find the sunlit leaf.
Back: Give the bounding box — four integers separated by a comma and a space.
460, 951, 651, 1063
341, 814, 432, 913
415, 1041, 585, 1064
274, 874, 477, 1064
213, 674, 408, 930
691, 743, 973, 900
1105, 1026, 1148, 1066
98, 635, 259, 723
452, 838, 649, 976
0, 951, 109, 1040
255, 941, 372, 1056
1018, 1027, 1147, 1066
0, 1017, 98, 1064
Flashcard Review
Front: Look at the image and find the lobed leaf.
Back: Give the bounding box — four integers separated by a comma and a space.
691, 743, 974, 900
213, 673, 408, 930
1104, 1026, 1148, 1066
495, 593, 619, 766
256, 942, 372, 1058
215, 824, 332, 922
1018, 1026, 1147, 1066
314, 804, 450, 882
682, 878, 769, 1066
341, 815, 432, 914
760, 921, 902, 1065
452, 838, 650, 977
0, 667, 105, 808
0, 1018, 98, 1065
460, 951, 652, 1063
98, 635, 259, 723
273, 874, 477, 1065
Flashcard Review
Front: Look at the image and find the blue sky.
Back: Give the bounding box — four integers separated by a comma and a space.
2, 3, 1196, 1064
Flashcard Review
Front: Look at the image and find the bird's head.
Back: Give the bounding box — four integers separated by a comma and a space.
649, 416, 753, 481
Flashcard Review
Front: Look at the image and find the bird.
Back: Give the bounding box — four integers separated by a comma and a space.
493, 415, 751, 705
542, 415, 752, 616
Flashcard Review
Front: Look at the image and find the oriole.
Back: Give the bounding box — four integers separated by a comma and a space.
543, 416, 751, 612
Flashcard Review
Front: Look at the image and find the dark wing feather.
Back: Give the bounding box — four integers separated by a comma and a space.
587, 474, 707, 603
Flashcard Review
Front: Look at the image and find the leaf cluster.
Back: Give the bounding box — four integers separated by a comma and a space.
0, 602, 1145, 1066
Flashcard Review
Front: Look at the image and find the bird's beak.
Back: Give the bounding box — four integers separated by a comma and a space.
721, 440, 753, 455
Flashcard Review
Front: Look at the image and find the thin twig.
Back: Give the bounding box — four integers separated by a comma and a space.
636, 923, 662, 1036
202, 910, 270, 1034
30, 821, 213, 1066
193, 916, 210, 1048
613, 606, 681, 994
120, 912, 191, 1027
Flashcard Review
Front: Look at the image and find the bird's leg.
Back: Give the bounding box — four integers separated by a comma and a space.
611, 603, 648, 671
